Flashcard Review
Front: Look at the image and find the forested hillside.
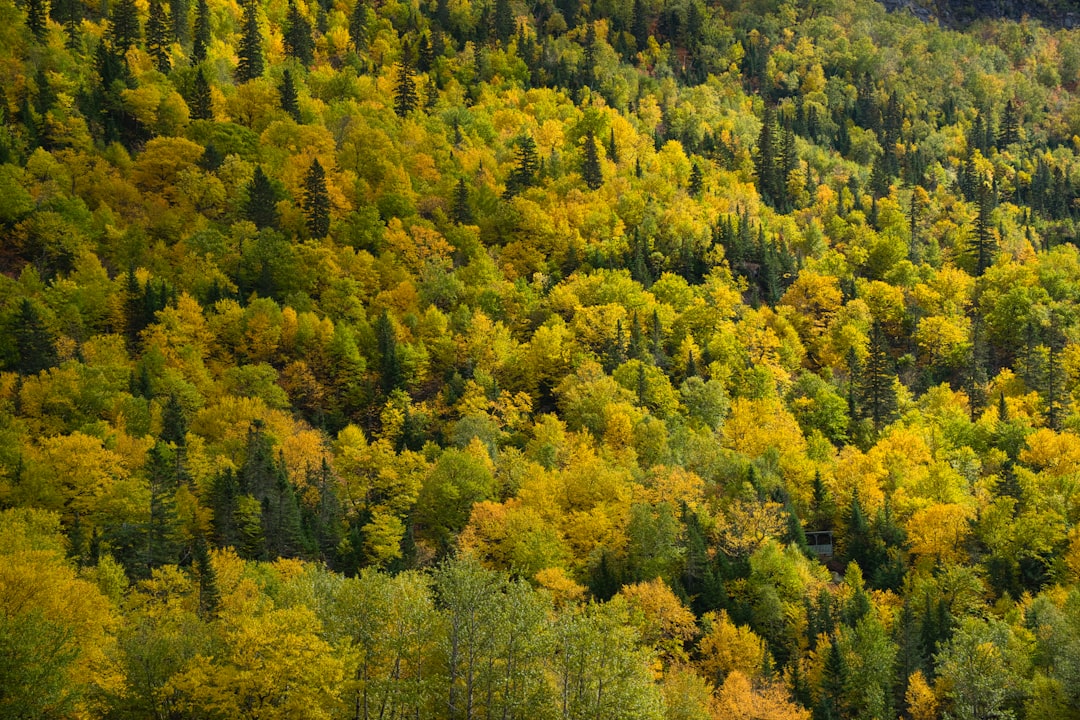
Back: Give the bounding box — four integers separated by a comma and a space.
5, 0, 1080, 716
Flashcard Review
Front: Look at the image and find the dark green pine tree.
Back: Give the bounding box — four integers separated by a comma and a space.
26, 0, 48, 40
451, 177, 473, 224
376, 310, 403, 393
651, 308, 667, 369
688, 162, 703, 197
263, 455, 306, 558
210, 467, 240, 547
971, 181, 995, 277
999, 98, 1019, 148
245, 166, 279, 229
628, 311, 645, 360
348, 0, 367, 51
755, 104, 779, 207
169, 0, 188, 46
815, 636, 848, 720
13, 299, 58, 375
109, 0, 141, 52
57, 0, 80, 48
235, 0, 264, 83
581, 131, 603, 190
161, 394, 188, 446
631, 0, 649, 51
279, 68, 301, 121
146, 0, 172, 74
189, 67, 213, 120
191, 0, 210, 62
393, 52, 418, 117
192, 535, 220, 617
284, 0, 314, 66
416, 33, 433, 72
860, 319, 896, 432
504, 134, 539, 198
607, 127, 619, 164
493, 0, 513, 44
144, 442, 183, 572
303, 158, 330, 238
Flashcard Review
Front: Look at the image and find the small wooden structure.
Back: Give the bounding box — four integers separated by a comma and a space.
806, 530, 834, 559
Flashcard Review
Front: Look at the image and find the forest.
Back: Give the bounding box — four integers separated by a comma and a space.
5, 0, 1080, 716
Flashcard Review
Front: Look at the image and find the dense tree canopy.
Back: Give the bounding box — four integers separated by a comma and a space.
7, 0, 1080, 716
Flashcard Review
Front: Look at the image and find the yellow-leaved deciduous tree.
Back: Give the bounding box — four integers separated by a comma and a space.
905, 670, 939, 720
659, 664, 716, 720
713, 669, 810, 720
906, 503, 973, 565
697, 610, 768, 685
168, 604, 345, 719
333, 424, 425, 566
27, 431, 148, 528
0, 508, 122, 718
723, 397, 815, 505
716, 499, 788, 559
619, 578, 698, 664
779, 270, 843, 363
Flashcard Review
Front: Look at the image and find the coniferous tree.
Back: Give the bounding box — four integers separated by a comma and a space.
279, 68, 301, 121
146, 0, 172, 73
581, 131, 602, 189
246, 166, 278, 229
631, 0, 649, 50
26, 0, 48, 40
303, 158, 330, 238
417, 33, 433, 72
999, 98, 1019, 148
349, 0, 367, 51
109, 0, 141, 52
971, 181, 995, 276
284, 0, 314, 66
169, 0, 188, 46
193, 535, 220, 617
189, 67, 212, 120
376, 310, 402, 393
452, 177, 472, 224
607, 127, 618, 164
504, 134, 539, 198
755, 104, 779, 206
235, 0, 264, 83
860, 319, 896, 431
161, 394, 188, 447
191, 0, 210, 62
816, 636, 847, 720
144, 442, 183, 572
688, 162, 703, 197
57, 0, 80, 48
393, 52, 418, 117
493, 0, 513, 45
13, 299, 57, 375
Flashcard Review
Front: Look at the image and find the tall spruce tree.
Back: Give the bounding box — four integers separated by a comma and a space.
191, 0, 210, 61
109, 0, 141, 51
860, 319, 896, 431
504, 134, 539, 198
493, 0, 513, 44
688, 162, 703, 197
146, 0, 172, 73
581, 131, 602, 189
376, 310, 402, 393
13, 299, 58, 375
303, 158, 330, 238
349, 0, 367, 51
189, 67, 212, 120
169, 0, 188, 46
971, 181, 995, 276
284, 0, 314, 66
393, 52, 418, 117
452, 177, 472, 224
26, 0, 48, 40
235, 0, 264, 83
279, 68, 301, 121
755, 104, 779, 206
245, 166, 278, 229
